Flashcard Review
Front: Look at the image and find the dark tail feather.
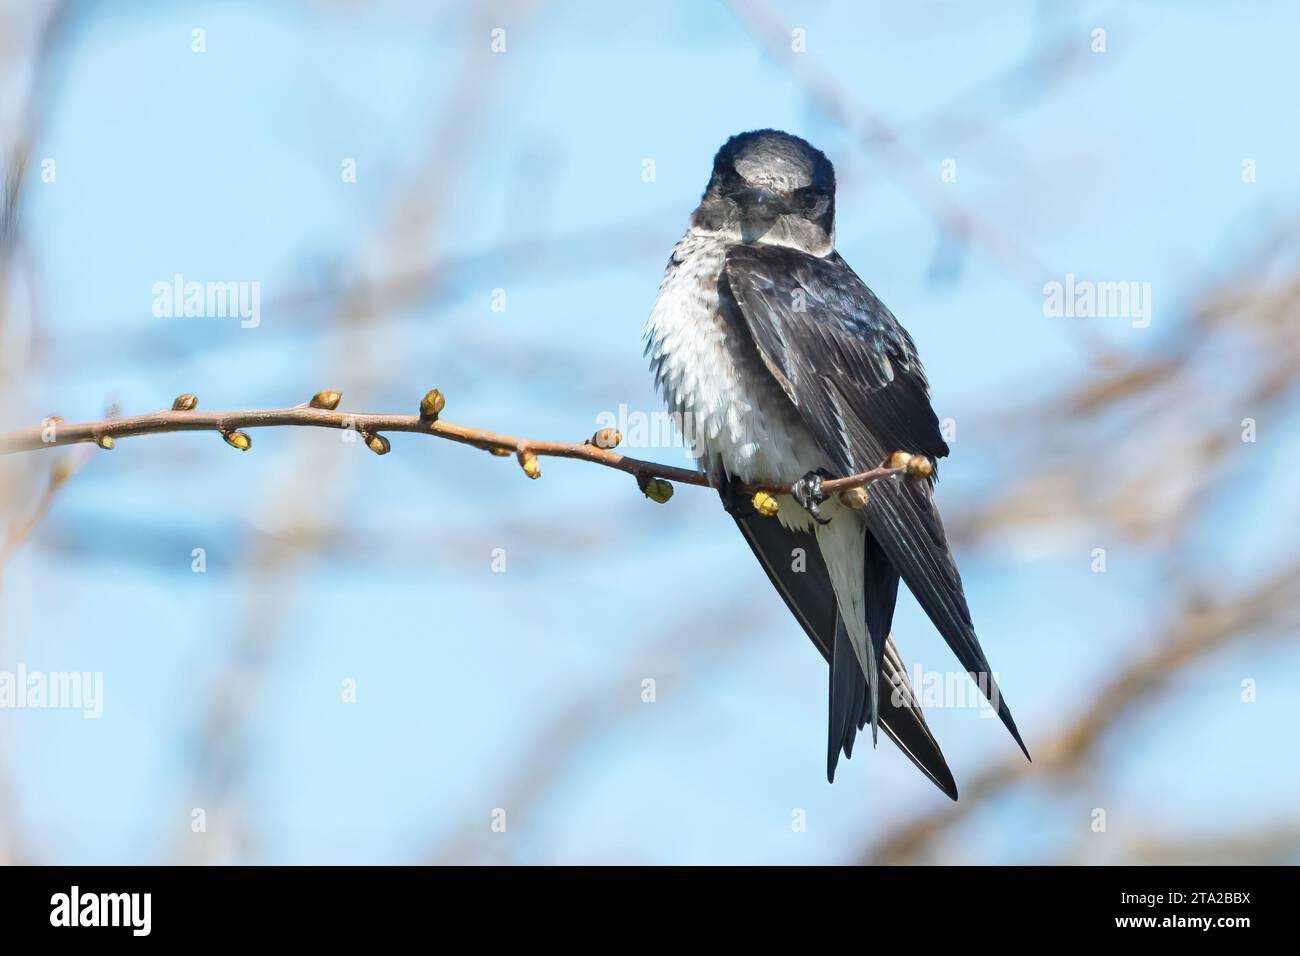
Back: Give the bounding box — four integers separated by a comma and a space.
733, 511, 956, 797
860, 532, 900, 747
880, 636, 958, 800
829, 617, 865, 775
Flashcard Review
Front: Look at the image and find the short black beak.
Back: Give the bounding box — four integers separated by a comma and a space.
731, 186, 794, 215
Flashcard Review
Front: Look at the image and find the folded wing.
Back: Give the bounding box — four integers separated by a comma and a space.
721, 245, 1028, 759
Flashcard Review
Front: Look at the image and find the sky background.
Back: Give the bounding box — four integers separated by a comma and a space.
1, 0, 1297, 864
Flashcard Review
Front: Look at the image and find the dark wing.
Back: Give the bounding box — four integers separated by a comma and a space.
721, 244, 1029, 760
733, 511, 957, 799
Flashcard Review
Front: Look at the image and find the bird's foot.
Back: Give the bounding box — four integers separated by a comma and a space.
715, 471, 756, 518
792, 469, 834, 525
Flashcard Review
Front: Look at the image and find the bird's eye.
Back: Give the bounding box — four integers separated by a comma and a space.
790, 188, 824, 215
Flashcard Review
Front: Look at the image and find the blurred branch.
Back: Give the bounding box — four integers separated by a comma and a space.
0, 395, 921, 499
0, 443, 92, 577
721, 0, 1054, 287
172, 0, 542, 865
863, 561, 1300, 864
1123, 823, 1300, 866
949, 226, 1300, 553
0, 0, 79, 867
1, 0, 72, 341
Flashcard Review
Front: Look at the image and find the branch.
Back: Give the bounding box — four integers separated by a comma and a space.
0, 390, 927, 505
1, 441, 92, 569
862, 561, 1300, 865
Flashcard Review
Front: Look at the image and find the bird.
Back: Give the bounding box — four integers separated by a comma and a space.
643, 130, 1029, 799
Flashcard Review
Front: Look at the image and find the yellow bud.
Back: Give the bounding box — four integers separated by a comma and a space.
839, 486, 869, 509
364, 433, 390, 456
172, 393, 198, 411
752, 491, 779, 517
488, 446, 513, 457
223, 430, 252, 451
590, 427, 622, 450
420, 389, 446, 420
642, 478, 673, 503
887, 451, 913, 470
905, 455, 933, 480
96, 435, 115, 450
518, 451, 541, 479
310, 390, 342, 410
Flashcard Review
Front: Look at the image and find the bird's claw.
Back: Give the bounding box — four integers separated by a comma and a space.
792, 469, 833, 525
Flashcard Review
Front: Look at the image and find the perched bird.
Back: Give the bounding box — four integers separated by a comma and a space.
643, 130, 1029, 799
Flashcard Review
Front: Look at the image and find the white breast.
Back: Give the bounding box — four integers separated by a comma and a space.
645, 230, 871, 675
643, 230, 835, 527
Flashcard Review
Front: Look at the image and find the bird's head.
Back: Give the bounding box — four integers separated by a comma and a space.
691, 129, 836, 254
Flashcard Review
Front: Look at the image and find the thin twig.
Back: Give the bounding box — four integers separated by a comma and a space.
0, 399, 913, 497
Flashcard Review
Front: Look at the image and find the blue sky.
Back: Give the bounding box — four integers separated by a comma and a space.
2, 0, 1297, 864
